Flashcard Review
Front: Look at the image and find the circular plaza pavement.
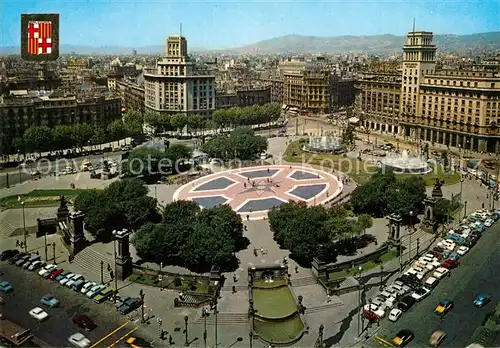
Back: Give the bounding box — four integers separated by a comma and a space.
172, 165, 343, 220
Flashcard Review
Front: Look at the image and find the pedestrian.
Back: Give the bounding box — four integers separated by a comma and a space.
327, 294, 331, 303
168, 334, 174, 345
15, 240, 19, 247
232, 285, 236, 293
233, 274, 237, 282
36, 250, 39, 255
20, 241, 23, 248
295, 266, 299, 273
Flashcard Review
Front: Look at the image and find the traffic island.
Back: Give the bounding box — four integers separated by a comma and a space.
249, 265, 308, 346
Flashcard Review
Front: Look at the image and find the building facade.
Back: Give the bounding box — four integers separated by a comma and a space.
356, 30, 500, 152
215, 87, 271, 109
0, 91, 121, 154
143, 36, 216, 116
330, 74, 356, 111
282, 62, 331, 115
116, 80, 145, 113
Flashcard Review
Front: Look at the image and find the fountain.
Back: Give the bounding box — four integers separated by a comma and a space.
304, 136, 344, 154
381, 150, 431, 174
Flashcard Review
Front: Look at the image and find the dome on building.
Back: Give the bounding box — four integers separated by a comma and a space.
110, 58, 122, 67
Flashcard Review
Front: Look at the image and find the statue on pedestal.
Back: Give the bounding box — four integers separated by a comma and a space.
431, 178, 444, 198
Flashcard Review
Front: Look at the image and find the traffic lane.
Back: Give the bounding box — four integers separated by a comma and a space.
0, 262, 132, 347
371, 223, 500, 347
90, 321, 137, 348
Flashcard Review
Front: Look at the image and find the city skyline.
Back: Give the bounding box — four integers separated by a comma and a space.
1, 0, 499, 49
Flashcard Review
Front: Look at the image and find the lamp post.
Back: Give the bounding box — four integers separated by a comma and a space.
17, 150, 22, 184
416, 238, 420, 258
318, 324, 324, 348
408, 211, 413, 263
21, 202, 27, 252
184, 315, 189, 346
214, 300, 219, 347
44, 231, 48, 261
357, 266, 363, 337
379, 264, 384, 291
52, 242, 56, 264
249, 331, 253, 348
159, 262, 164, 291
202, 308, 208, 348
140, 289, 145, 323
100, 260, 104, 284
112, 231, 119, 302
460, 177, 464, 203
157, 318, 163, 339
464, 200, 468, 219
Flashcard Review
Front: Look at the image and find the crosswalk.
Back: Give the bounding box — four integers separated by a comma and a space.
193, 312, 248, 325
0, 215, 17, 237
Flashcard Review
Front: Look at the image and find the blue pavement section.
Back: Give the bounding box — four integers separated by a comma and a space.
237, 197, 286, 212
289, 184, 326, 200
238, 169, 279, 179
194, 177, 235, 191
192, 196, 228, 208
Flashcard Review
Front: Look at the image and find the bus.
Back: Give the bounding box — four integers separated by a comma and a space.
0, 315, 34, 346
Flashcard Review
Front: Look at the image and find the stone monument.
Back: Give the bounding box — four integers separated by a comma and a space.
387, 213, 402, 249
113, 229, 133, 280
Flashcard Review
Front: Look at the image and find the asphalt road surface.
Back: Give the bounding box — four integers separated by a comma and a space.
0, 262, 150, 347
367, 221, 500, 347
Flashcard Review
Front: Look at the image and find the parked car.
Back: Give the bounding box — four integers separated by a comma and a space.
94, 288, 114, 304
484, 219, 494, 227
424, 276, 439, 290
118, 297, 142, 315
0, 281, 13, 293
411, 287, 431, 302
66, 275, 84, 288
473, 294, 491, 307
41, 294, 59, 308
29, 307, 49, 321
15, 255, 31, 267
86, 285, 106, 299
433, 267, 450, 279
28, 260, 44, 271
72, 279, 86, 292
456, 246, 469, 256
441, 259, 460, 269
363, 310, 379, 321
397, 296, 416, 312
388, 308, 402, 322
68, 333, 91, 348
50, 269, 65, 281
8, 252, 27, 264
56, 271, 71, 282
60, 273, 76, 286
0, 249, 19, 260
81, 282, 97, 295
39, 264, 57, 277
72, 315, 97, 332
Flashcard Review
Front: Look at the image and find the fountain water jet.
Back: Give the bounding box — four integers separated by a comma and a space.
381, 150, 431, 174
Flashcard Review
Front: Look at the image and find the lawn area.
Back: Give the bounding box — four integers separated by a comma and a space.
328, 250, 398, 281
253, 316, 304, 343
128, 273, 213, 294
253, 284, 297, 318
284, 140, 460, 186
0, 189, 88, 209
283, 139, 375, 185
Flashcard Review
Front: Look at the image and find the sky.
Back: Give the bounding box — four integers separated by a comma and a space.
1, 0, 499, 49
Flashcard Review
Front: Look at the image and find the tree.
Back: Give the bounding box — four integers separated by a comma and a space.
124, 147, 169, 176
434, 198, 460, 225
52, 125, 74, 150
132, 200, 248, 272
73, 123, 95, 150
350, 170, 426, 218
164, 144, 192, 168
357, 214, 374, 235
24, 126, 53, 153
123, 110, 144, 135
200, 136, 232, 159
107, 120, 127, 142
441, 150, 449, 171
201, 127, 267, 161
342, 124, 355, 147
74, 179, 160, 241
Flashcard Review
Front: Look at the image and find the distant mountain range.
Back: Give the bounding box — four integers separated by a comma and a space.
1, 32, 499, 55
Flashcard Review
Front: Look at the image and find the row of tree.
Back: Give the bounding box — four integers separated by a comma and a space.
200, 127, 268, 161
124, 144, 193, 177
268, 201, 373, 266
132, 200, 249, 272
14, 110, 144, 154
74, 179, 161, 242
144, 103, 282, 135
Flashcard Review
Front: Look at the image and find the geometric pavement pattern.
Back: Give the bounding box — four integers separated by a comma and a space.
173, 165, 343, 220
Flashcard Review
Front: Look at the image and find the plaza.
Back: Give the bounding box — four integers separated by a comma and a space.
173, 164, 343, 219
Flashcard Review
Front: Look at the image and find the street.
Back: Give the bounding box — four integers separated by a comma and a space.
367, 220, 500, 347
0, 262, 149, 347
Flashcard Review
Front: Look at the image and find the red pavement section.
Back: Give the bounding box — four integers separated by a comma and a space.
173, 165, 343, 220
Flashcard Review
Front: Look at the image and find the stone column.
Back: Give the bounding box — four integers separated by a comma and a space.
448, 132, 452, 147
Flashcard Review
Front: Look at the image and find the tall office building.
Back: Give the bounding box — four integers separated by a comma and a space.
144, 36, 215, 116
356, 30, 500, 152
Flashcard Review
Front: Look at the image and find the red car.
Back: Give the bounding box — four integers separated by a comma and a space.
72, 314, 97, 332
428, 251, 443, 260
49, 269, 64, 280
441, 259, 460, 269
363, 310, 378, 321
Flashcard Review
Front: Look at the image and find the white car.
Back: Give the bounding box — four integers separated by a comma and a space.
388, 308, 402, 322
457, 246, 470, 256
66, 275, 84, 288
433, 267, 450, 279
374, 308, 386, 318
420, 254, 437, 263
38, 264, 57, 277
484, 219, 494, 227
385, 296, 397, 309
437, 240, 456, 251
412, 266, 428, 279
81, 282, 97, 294
28, 260, 43, 271
380, 287, 397, 300
371, 297, 385, 308
68, 333, 91, 348
363, 303, 378, 312
60, 273, 75, 285
29, 307, 49, 321
411, 287, 431, 301
424, 276, 439, 289
86, 284, 105, 298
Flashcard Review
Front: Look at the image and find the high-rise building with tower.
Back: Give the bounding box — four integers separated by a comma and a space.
143, 36, 215, 116
356, 29, 500, 152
